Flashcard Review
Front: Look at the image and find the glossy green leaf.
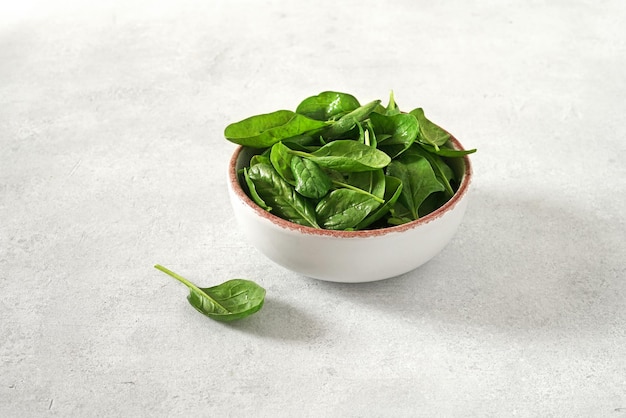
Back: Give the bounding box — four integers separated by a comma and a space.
249, 153, 271, 167
347, 169, 386, 200
355, 175, 403, 230
410, 108, 450, 149
365, 121, 378, 148
290, 155, 332, 199
154, 265, 265, 322
370, 112, 419, 158
385, 90, 401, 116
323, 100, 381, 139
386, 151, 445, 220
243, 167, 271, 211
296, 91, 361, 121
315, 189, 381, 230
270, 141, 296, 184
224, 110, 329, 148
306, 140, 391, 172
409, 144, 456, 197
247, 162, 320, 228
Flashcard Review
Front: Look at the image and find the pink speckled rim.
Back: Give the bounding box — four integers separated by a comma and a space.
228, 134, 473, 238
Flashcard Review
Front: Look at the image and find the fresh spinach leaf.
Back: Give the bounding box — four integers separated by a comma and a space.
296, 91, 361, 121
369, 112, 419, 158
384, 90, 401, 116
347, 169, 386, 201
224, 110, 329, 148
270, 141, 296, 184
154, 265, 265, 322
249, 154, 271, 167
301, 140, 391, 172
243, 167, 271, 211
410, 108, 450, 150
408, 144, 456, 198
315, 189, 381, 230
386, 152, 445, 219
247, 162, 320, 228
354, 175, 403, 230
290, 155, 332, 199
323, 100, 381, 139
387, 201, 414, 226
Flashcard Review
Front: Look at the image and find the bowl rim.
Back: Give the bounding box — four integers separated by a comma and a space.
228, 134, 473, 238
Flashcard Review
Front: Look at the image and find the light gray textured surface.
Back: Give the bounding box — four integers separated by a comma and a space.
1, 1, 625, 416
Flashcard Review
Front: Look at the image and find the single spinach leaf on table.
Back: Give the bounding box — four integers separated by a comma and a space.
224, 110, 329, 148
290, 154, 332, 199
315, 188, 381, 230
296, 91, 361, 121
386, 151, 445, 220
247, 162, 320, 228
154, 264, 265, 322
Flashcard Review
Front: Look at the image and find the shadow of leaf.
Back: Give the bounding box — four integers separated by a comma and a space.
225, 297, 326, 342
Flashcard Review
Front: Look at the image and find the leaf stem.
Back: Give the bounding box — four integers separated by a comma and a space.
331, 180, 385, 204
289, 149, 314, 159
154, 264, 228, 312
154, 264, 199, 290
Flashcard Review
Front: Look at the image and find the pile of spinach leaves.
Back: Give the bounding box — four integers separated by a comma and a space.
225, 91, 475, 231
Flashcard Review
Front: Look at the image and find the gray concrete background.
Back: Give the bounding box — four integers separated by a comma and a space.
1, 0, 625, 416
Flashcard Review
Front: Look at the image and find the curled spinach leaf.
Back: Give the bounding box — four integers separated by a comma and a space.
296, 91, 360, 121
347, 169, 386, 201
247, 162, 320, 228
243, 167, 271, 211
386, 151, 445, 220
323, 100, 381, 139
408, 144, 456, 198
384, 90, 401, 116
369, 112, 419, 158
270, 141, 296, 184
315, 189, 381, 230
154, 265, 265, 322
410, 108, 450, 150
354, 175, 403, 230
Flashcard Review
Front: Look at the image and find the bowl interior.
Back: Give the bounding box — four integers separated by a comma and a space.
228, 134, 473, 237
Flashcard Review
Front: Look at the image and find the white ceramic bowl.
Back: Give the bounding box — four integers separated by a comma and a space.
227, 135, 473, 283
